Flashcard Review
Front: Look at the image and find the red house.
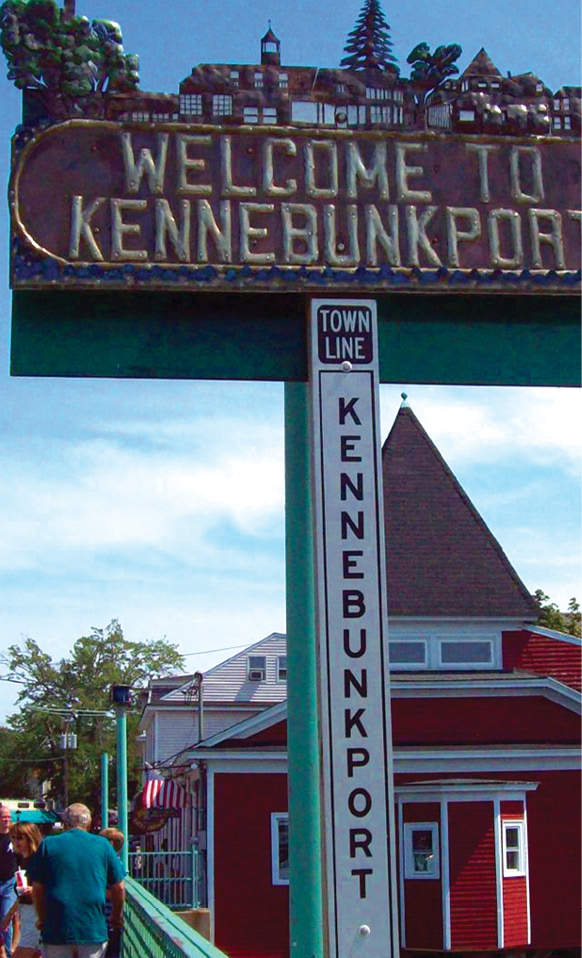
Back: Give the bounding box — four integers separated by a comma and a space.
155, 401, 580, 958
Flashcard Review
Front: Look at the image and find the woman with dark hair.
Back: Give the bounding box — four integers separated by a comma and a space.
4, 823, 43, 958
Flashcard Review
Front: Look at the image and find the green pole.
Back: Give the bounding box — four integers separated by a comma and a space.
101, 752, 109, 830
284, 381, 324, 958
115, 710, 129, 871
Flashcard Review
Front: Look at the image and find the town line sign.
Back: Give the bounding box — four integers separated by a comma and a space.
11, 123, 581, 292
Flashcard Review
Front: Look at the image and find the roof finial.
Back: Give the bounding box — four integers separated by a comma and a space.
400, 392, 408, 407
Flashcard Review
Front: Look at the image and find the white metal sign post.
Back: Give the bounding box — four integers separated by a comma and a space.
309, 299, 399, 958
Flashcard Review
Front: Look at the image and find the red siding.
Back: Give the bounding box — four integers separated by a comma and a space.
503, 630, 582, 690
392, 695, 579, 744
213, 772, 288, 958
402, 803, 443, 950
525, 769, 582, 948
234, 720, 287, 746
396, 769, 582, 951
448, 802, 497, 950
500, 805, 528, 947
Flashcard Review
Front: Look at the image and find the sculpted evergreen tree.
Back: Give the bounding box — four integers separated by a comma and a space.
341, 0, 398, 74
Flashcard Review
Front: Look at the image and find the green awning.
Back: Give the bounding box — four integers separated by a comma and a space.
10, 809, 60, 824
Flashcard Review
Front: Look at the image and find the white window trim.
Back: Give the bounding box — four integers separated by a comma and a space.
247, 655, 266, 681
502, 820, 526, 877
271, 812, 289, 885
389, 631, 499, 671
437, 638, 494, 669
403, 822, 440, 879
276, 655, 287, 682
389, 638, 428, 670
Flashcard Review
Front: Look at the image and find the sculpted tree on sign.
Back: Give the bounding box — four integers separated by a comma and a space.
407, 42, 462, 102
0, 0, 138, 117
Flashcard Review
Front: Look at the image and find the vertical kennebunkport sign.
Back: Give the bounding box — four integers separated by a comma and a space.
309, 299, 398, 957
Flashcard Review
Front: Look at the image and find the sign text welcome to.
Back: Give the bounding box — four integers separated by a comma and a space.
11, 122, 581, 291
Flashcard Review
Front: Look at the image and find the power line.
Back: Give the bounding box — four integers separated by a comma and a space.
181, 643, 248, 658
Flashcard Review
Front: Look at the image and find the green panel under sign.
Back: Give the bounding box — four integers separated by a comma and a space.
10, 290, 581, 386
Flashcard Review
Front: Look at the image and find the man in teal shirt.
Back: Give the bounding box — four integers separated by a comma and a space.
28, 803, 125, 958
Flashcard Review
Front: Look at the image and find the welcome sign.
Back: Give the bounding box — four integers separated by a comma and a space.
10, 122, 581, 291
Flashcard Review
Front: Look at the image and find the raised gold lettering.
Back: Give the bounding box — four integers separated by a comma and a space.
197, 200, 232, 262
176, 135, 212, 195
529, 209, 565, 268
281, 203, 318, 264
365, 204, 400, 266
446, 206, 481, 267
346, 141, 389, 200
263, 138, 298, 196
488, 209, 523, 268
154, 198, 191, 262
121, 132, 168, 195
110, 198, 147, 261
396, 143, 432, 202
69, 195, 104, 261
239, 203, 275, 262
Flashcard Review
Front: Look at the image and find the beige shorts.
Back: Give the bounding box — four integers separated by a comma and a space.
43, 944, 107, 958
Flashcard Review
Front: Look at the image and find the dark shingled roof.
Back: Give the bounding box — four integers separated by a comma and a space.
382, 405, 538, 619
461, 47, 503, 78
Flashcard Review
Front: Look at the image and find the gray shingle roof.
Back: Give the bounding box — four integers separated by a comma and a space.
382, 405, 538, 619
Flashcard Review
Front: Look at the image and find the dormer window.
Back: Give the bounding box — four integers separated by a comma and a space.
230, 70, 239, 86
254, 72, 264, 89
389, 631, 499, 671
277, 656, 287, 682
248, 655, 266, 681
278, 73, 288, 89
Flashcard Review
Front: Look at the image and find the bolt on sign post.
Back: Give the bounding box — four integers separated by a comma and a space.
309, 300, 398, 957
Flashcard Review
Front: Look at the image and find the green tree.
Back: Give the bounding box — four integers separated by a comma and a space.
0, 620, 184, 812
534, 590, 581, 637
0, 0, 139, 118
406, 42, 462, 102
340, 0, 398, 74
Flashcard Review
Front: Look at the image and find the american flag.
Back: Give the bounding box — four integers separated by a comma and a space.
142, 772, 187, 810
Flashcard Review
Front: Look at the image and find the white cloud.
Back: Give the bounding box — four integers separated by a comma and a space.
379, 386, 582, 476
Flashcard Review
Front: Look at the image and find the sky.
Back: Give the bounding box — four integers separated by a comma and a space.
0, 0, 580, 722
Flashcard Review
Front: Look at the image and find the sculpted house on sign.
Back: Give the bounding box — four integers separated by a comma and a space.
5, 0, 581, 289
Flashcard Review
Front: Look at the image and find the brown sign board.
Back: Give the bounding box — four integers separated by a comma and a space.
10, 121, 581, 293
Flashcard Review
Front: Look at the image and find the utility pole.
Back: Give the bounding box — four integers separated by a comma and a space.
59, 713, 77, 810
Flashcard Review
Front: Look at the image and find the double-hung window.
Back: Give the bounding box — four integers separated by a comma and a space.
248, 655, 266, 681
502, 820, 526, 876
403, 823, 440, 878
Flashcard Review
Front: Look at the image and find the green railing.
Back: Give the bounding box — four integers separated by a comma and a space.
123, 877, 228, 958
128, 847, 201, 910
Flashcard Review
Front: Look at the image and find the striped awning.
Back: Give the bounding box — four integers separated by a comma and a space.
141, 775, 187, 810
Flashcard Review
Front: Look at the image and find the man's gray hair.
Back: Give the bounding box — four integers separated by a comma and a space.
64, 803, 92, 829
